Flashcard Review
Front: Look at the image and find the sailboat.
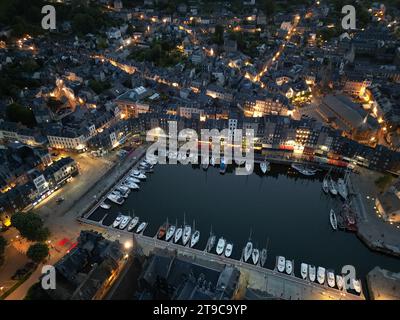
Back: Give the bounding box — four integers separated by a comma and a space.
206, 225, 216, 252
260, 238, 269, 267
322, 175, 329, 193
336, 275, 344, 290
277, 256, 285, 272
216, 237, 226, 255
157, 219, 168, 239
309, 265, 316, 282
285, 260, 293, 275
353, 279, 362, 294
337, 178, 348, 200
260, 157, 271, 174
165, 219, 176, 242
243, 230, 253, 262
224, 242, 233, 257
190, 220, 200, 248
182, 213, 191, 246
327, 270, 335, 288
127, 216, 139, 232
317, 267, 326, 285
174, 220, 183, 243
301, 263, 308, 279
328, 177, 338, 195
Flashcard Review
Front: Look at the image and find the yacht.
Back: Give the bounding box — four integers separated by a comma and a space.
190, 230, 200, 248
136, 222, 147, 234
119, 216, 131, 230
336, 275, 344, 290
174, 226, 183, 243
309, 265, 316, 282
252, 249, 260, 265
139, 164, 154, 173
328, 177, 338, 195
112, 214, 122, 228
216, 237, 226, 255
244, 241, 253, 262
202, 159, 209, 170
301, 263, 308, 280
322, 176, 329, 194
285, 260, 293, 275
330, 209, 338, 230
131, 170, 146, 180
100, 202, 110, 209
260, 248, 267, 267
245, 162, 253, 173
317, 267, 326, 285
260, 161, 271, 174
337, 178, 348, 200
127, 216, 139, 232
182, 214, 191, 246
157, 221, 167, 240
224, 243, 233, 258
206, 227, 216, 252
291, 163, 317, 176
165, 223, 176, 242
124, 180, 139, 190
277, 256, 285, 272
353, 279, 362, 294
327, 270, 335, 288
127, 176, 141, 184
107, 193, 124, 205
116, 186, 130, 198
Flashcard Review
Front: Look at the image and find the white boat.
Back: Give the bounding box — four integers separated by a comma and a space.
224, 243, 233, 257
131, 170, 146, 180
277, 256, 285, 272
322, 176, 329, 193
309, 265, 316, 282
100, 202, 110, 209
202, 160, 209, 170
166, 224, 176, 242
119, 216, 131, 230
244, 241, 253, 262
182, 224, 191, 246
124, 180, 140, 190
127, 176, 140, 184
327, 270, 335, 288
291, 163, 317, 176
336, 275, 344, 290
285, 260, 293, 275
337, 178, 348, 200
328, 177, 338, 195
174, 226, 183, 243
330, 209, 338, 230
112, 214, 122, 228
136, 222, 147, 234
245, 162, 253, 173
115, 186, 130, 198
252, 249, 260, 265
216, 237, 226, 255
317, 267, 326, 285
352, 279, 362, 294
301, 263, 308, 280
127, 216, 139, 232
168, 152, 177, 160
260, 161, 270, 174
107, 193, 124, 205
190, 230, 200, 248
210, 157, 216, 166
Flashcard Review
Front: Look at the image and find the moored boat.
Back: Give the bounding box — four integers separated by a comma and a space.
112, 214, 122, 228
216, 237, 226, 255
107, 192, 124, 205
322, 176, 329, 193
260, 248, 267, 267
353, 279, 362, 294
291, 163, 317, 176
174, 227, 183, 243
127, 216, 139, 232
244, 241, 253, 262
317, 267, 326, 285
309, 265, 316, 282
119, 215, 131, 230
190, 230, 200, 248
336, 275, 344, 290
301, 263, 308, 279
337, 178, 348, 200
136, 222, 147, 234
165, 222, 176, 242
277, 256, 285, 272
260, 161, 271, 174
328, 177, 338, 195
330, 209, 338, 230
327, 270, 335, 288
252, 248, 260, 265
224, 242, 233, 258
100, 202, 111, 209
285, 260, 293, 275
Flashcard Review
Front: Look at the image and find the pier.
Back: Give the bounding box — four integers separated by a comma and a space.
78, 217, 364, 300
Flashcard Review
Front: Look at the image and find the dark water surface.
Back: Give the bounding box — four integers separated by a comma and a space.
88, 163, 399, 280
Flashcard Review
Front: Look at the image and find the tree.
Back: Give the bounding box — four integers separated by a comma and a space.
26, 243, 49, 263
72, 13, 96, 34
6, 103, 36, 127
213, 25, 224, 45
0, 236, 7, 266
11, 212, 50, 242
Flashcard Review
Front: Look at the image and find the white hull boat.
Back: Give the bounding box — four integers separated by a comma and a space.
252, 249, 260, 265
112, 215, 122, 228
216, 237, 226, 255
260, 248, 267, 267
119, 216, 131, 230
337, 178, 348, 200
127, 216, 139, 232
328, 178, 338, 195
330, 209, 338, 230
291, 163, 317, 176
285, 260, 293, 275
174, 227, 183, 243
327, 270, 335, 288
190, 230, 200, 248
131, 170, 146, 180
124, 180, 140, 190
353, 279, 362, 294
100, 202, 110, 209
136, 222, 147, 234
322, 176, 329, 193
224, 243, 233, 258
317, 267, 326, 285
166, 225, 176, 242
260, 161, 270, 174
336, 275, 344, 290
301, 263, 308, 279
107, 193, 124, 205
277, 256, 285, 272
182, 225, 191, 246
309, 265, 316, 282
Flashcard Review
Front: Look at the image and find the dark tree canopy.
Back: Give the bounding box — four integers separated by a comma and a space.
27, 243, 49, 263
11, 212, 50, 242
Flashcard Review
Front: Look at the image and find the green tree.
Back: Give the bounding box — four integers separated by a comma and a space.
72, 13, 96, 34
213, 25, 224, 45
26, 243, 49, 263
263, 0, 275, 17
11, 212, 50, 242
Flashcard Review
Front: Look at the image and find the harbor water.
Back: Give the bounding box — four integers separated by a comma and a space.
88, 163, 399, 280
